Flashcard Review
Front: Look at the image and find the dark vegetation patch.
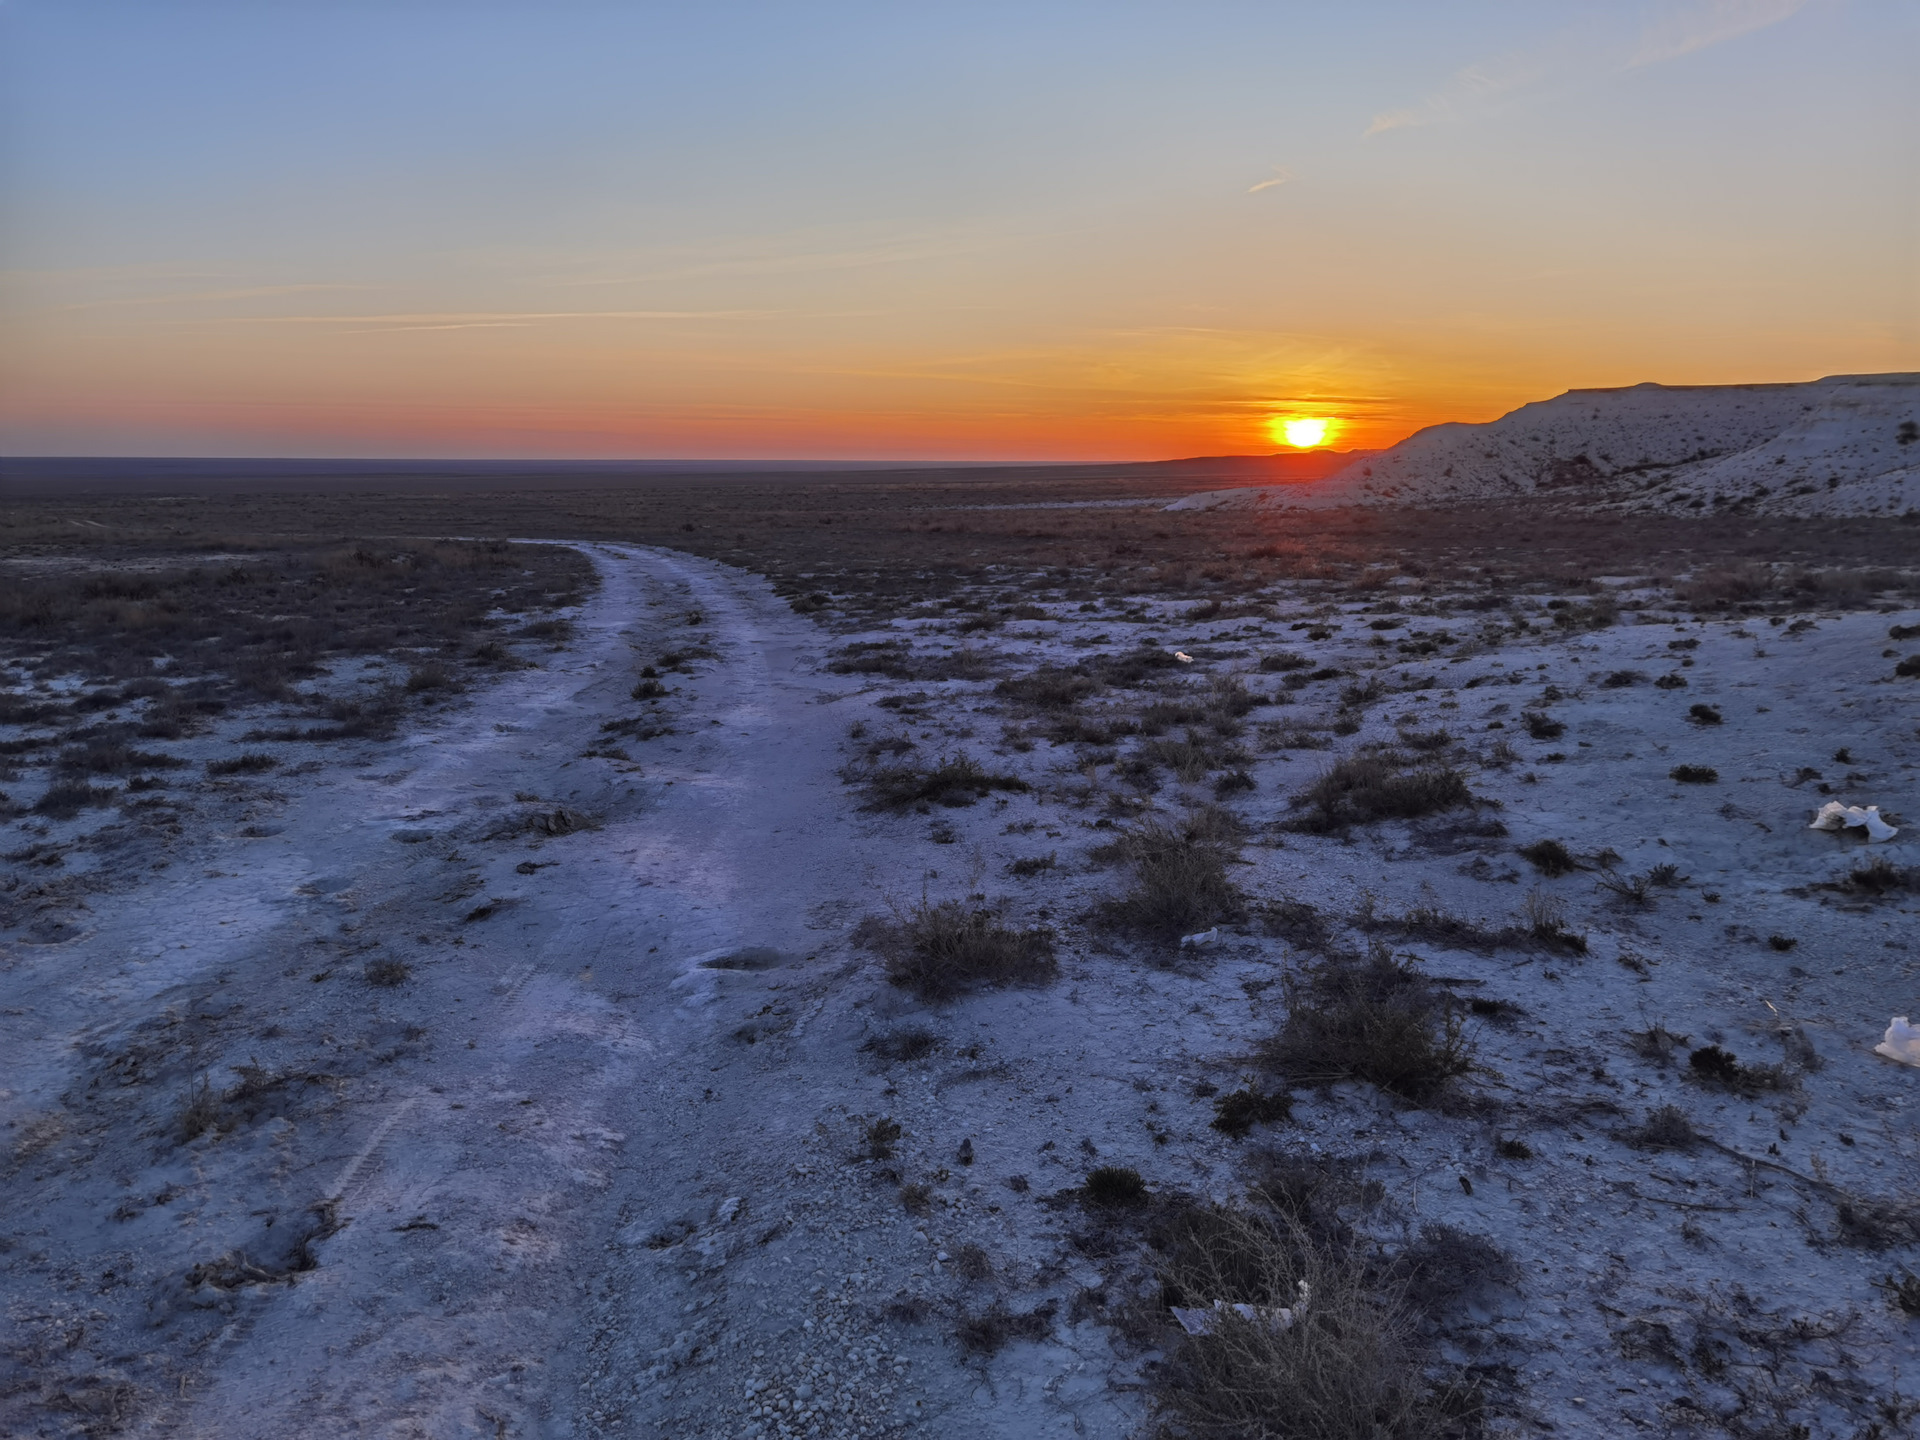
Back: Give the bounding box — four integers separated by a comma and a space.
1258, 945, 1473, 1103
0, 540, 592, 704
854, 901, 1057, 999
1094, 815, 1245, 943
1669, 764, 1718, 784
1618, 1104, 1699, 1151
863, 1026, 940, 1063
206, 752, 278, 777
1832, 855, 1920, 897
1517, 838, 1578, 876
1210, 1088, 1294, 1138
1288, 753, 1473, 834
855, 753, 1029, 809
954, 1299, 1057, 1357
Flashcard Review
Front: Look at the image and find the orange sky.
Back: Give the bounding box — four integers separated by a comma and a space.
2, 3, 1913, 460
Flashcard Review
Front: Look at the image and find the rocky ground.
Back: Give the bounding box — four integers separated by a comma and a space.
3, 538, 1919, 1439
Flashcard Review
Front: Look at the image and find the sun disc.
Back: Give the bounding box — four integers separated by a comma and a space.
1276, 416, 1331, 449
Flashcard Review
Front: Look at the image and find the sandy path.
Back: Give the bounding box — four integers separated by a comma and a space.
2, 544, 897, 1438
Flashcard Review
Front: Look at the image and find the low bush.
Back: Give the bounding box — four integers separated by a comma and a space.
1687, 703, 1723, 725
955, 1300, 1056, 1357
33, 781, 117, 817
1669, 764, 1718, 784
363, 956, 411, 987
207, 752, 278, 777
996, 666, 1100, 709
1290, 754, 1472, 833
861, 754, 1029, 809
1258, 945, 1472, 1102
1619, 1105, 1698, 1151
1517, 838, 1578, 876
1096, 820, 1244, 942
1521, 711, 1564, 740
1083, 1166, 1149, 1207
1152, 1205, 1443, 1440
1210, 1088, 1294, 1138
858, 900, 1056, 999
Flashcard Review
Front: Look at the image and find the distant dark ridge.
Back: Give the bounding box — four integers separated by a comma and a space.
0, 449, 1373, 498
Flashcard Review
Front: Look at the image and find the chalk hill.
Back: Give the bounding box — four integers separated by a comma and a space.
1169, 373, 1920, 516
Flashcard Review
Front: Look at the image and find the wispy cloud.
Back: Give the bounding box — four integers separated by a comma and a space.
1365, 1, 1812, 137
62, 283, 365, 313
1629, 0, 1810, 67
1247, 168, 1295, 194
219, 309, 775, 326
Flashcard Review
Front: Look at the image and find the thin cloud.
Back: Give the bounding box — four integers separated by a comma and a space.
1629, 0, 1810, 67
1247, 168, 1295, 194
1364, 2, 1811, 138
219, 309, 775, 326
62, 283, 366, 313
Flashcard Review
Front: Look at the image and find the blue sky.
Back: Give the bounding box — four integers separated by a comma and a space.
2, 0, 1913, 458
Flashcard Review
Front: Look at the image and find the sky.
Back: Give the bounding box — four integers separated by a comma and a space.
1, 0, 1915, 461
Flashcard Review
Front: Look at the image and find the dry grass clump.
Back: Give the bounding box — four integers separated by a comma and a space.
1095, 818, 1244, 942
363, 956, 411, 987
1669, 764, 1718, 784
1618, 1104, 1699, 1151
1084, 1165, 1151, 1207
206, 752, 278, 777
1211, 1088, 1294, 1138
1258, 945, 1472, 1102
1841, 856, 1920, 896
1517, 838, 1578, 876
856, 900, 1056, 999
1289, 753, 1472, 834
32, 781, 117, 818
995, 665, 1101, 709
1152, 1205, 1444, 1440
955, 1299, 1057, 1357
859, 753, 1029, 809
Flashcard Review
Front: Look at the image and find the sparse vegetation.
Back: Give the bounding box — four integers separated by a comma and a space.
856, 900, 1056, 999
1289, 753, 1473, 833
858, 753, 1030, 809
1083, 1165, 1149, 1207
1517, 838, 1578, 876
1210, 1088, 1294, 1138
1096, 818, 1244, 942
1619, 1104, 1699, 1151
1258, 945, 1472, 1102
1669, 764, 1718, 783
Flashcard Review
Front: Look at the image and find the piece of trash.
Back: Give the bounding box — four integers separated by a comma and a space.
1809, 801, 1898, 843
1180, 927, 1220, 948
1173, 651, 1193, 663
1171, 1282, 1310, 1336
1875, 1017, 1920, 1067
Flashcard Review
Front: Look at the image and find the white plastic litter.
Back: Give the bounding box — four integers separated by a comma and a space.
1180, 927, 1220, 948
1171, 1282, 1310, 1337
1173, 651, 1194, 663
1809, 801, 1899, 843
1874, 1017, 1920, 1067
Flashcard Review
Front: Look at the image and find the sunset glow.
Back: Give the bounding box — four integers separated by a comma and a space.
0, 5, 1909, 460
1274, 417, 1334, 450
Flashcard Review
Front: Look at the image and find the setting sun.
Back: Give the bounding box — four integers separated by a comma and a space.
1273, 416, 1334, 449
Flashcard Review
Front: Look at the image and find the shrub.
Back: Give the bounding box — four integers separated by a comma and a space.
996, 666, 1099, 709
1686, 1044, 1784, 1093
1258, 651, 1310, 673
955, 1300, 1056, 1357
1290, 754, 1472, 833
862, 1026, 939, 1062
405, 664, 454, 692
207, 752, 278, 777
1897, 656, 1920, 678
1210, 1088, 1294, 1138
1517, 838, 1577, 876
1521, 711, 1564, 740
1084, 1166, 1148, 1207
1687, 703, 1723, 725
860, 900, 1056, 999
1152, 1205, 1440, 1440
861, 754, 1029, 809
1845, 856, 1920, 895
1007, 853, 1056, 877
32, 781, 117, 817
1620, 1105, 1698, 1151
1097, 821, 1244, 941
363, 956, 411, 987
1258, 945, 1472, 1102
1653, 672, 1688, 689
1669, 764, 1718, 784
1395, 1224, 1518, 1316
1600, 670, 1642, 688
